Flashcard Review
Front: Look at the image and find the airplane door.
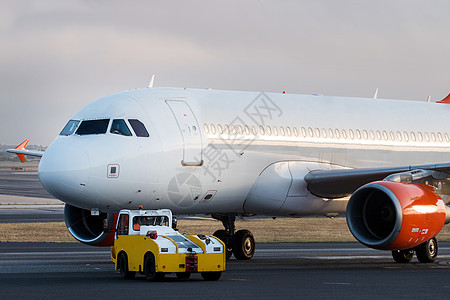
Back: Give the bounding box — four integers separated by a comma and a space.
166, 100, 203, 166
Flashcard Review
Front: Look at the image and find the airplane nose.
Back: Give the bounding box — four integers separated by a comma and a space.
38, 141, 90, 203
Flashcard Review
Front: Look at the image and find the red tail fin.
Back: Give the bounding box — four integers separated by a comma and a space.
15, 139, 29, 163
436, 93, 450, 104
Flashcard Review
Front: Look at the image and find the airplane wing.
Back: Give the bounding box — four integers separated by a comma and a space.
304, 162, 450, 198
6, 140, 45, 163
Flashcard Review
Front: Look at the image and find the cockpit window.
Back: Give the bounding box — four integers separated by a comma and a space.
60, 120, 80, 136
128, 119, 149, 137
110, 119, 132, 136
76, 119, 110, 135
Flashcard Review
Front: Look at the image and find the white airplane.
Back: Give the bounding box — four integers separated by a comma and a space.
8, 87, 450, 262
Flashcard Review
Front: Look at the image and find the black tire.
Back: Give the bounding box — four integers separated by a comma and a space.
213, 229, 233, 259
415, 237, 438, 263
144, 253, 165, 281
201, 271, 222, 281
391, 249, 414, 263
176, 272, 191, 280
232, 229, 255, 260
118, 252, 135, 279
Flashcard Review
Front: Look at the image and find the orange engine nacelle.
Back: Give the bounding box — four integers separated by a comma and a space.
346, 181, 446, 250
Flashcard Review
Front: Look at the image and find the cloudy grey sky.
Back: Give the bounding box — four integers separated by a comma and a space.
1, 0, 449, 145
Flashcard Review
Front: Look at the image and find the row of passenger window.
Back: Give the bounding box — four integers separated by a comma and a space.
203, 123, 450, 143
60, 119, 149, 137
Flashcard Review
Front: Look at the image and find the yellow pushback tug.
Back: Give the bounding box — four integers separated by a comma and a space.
111, 209, 226, 281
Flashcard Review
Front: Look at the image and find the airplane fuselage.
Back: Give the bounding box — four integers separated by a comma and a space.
38, 88, 450, 216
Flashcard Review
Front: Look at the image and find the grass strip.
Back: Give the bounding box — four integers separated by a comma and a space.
2, 217, 450, 243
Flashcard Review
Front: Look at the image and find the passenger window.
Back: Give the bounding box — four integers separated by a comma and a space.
204, 123, 209, 134
110, 119, 132, 136
390, 131, 395, 141
301, 127, 307, 137
60, 120, 80, 136
335, 129, 340, 139
315, 128, 321, 138
286, 126, 292, 137
417, 132, 423, 142
76, 119, 110, 135
266, 125, 272, 136
293, 127, 298, 137
280, 126, 285, 136
431, 132, 436, 142
328, 128, 334, 138
349, 129, 355, 139
259, 125, 265, 135
117, 214, 129, 235
273, 126, 278, 136
404, 131, 409, 142
363, 130, 368, 140
128, 119, 149, 137
376, 130, 381, 140
322, 128, 327, 138
210, 124, 216, 134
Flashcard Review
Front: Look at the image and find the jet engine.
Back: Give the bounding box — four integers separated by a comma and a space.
346, 181, 447, 250
64, 204, 117, 246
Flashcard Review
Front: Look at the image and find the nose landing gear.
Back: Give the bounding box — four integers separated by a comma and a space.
212, 214, 255, 260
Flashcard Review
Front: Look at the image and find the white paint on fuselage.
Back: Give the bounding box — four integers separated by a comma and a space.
38, 87, 450, 216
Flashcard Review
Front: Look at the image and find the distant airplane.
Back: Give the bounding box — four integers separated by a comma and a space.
9, 87, 450, 262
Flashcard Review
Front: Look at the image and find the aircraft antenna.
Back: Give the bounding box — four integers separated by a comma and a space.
373, 88, 378, 99
147, 74, 155, 88
427, 96, 431, 102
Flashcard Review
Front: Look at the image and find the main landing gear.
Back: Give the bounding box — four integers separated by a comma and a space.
391, 237, 438, 263
212, 214, 255, 260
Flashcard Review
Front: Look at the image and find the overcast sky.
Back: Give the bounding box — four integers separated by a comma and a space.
1, 0, 449, 145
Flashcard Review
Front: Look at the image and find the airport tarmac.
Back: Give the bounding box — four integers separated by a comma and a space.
0, 171, 54, 199
2, 170, 450, 299
1, 242, 450, 299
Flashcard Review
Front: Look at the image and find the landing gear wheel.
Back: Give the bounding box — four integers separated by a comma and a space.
391, 249, 414, 263
201, 272, 222, 281
176, 272, 191, 280
415, 237, 438, 263
232, 229, 255, 260
144, 254, 165, 281
118, 252, 135, 279
213, 229, 233, 259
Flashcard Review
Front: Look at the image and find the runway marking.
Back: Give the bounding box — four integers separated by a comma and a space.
256, 248, 379, 253
256, 247, 450, 253
229, 279, 248, 281
323, 282, 351, 285
299, 256, 390, 259
0, 251, 110, 256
